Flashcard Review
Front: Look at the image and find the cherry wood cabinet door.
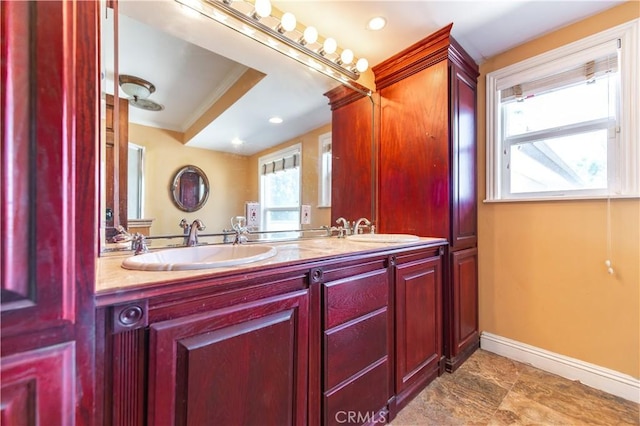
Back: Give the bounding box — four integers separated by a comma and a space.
147, 290, 309, 426
1, 1, 97, 424
394, 255, 442, 410
378, 60, 450, 237
449, 64, 478, 250
446, 247, 479, 369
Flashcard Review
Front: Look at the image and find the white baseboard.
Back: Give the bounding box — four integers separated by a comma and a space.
480, 332, 640, 404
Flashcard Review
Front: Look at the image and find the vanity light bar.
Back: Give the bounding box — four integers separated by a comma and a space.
175, 0, 364, 82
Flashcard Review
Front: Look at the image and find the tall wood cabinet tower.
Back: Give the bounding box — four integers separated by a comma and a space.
372, 24, 480, 372
1, 1, 98, 424
324, 85, 375, 224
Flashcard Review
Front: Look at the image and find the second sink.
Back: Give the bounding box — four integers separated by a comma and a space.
122, 244, 277, 271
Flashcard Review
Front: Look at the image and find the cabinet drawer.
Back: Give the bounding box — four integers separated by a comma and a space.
324, 269, 389, 328
324, 308, 388, 389
324, 360, 389, 426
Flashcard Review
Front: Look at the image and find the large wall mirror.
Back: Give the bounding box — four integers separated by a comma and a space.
100, 0, 374, 252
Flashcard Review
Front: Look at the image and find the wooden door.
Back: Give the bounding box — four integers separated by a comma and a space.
148, 290, 309, 426
446, 247, 479, 367
394, 255, 442, 408
449, 63, 478, 250
378, 61, 450, 237
1, 1, 97, 424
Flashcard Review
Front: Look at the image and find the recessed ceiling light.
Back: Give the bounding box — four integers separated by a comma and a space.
231, 137, 243, 146
269, 116, 283, 124
367, 16, 387, 31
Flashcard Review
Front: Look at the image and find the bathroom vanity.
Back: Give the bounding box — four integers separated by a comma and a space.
95, 237, 446, 425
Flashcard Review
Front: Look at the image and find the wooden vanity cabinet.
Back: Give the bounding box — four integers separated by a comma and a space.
391, 246, 444, 417
97, 242, 447, 426
97, 271, 311, 426
372, 24, 480, 374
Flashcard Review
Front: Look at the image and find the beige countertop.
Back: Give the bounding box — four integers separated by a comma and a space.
96, 236, 447, 294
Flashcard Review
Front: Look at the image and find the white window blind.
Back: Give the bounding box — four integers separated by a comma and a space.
500, 51, 618, 103
261, 152, 300, 175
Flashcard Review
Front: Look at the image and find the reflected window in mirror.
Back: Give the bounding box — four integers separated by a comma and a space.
318, 132, 332, 208
259, 144, 301, 232
127, 143, 145, 219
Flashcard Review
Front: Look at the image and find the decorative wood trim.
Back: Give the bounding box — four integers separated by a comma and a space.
309, 267, 324, 285
324, 84, 369, 111
112, 328, 148, 425
373, 24, 479, 90
481, 332, 640, 403
112, 301, 148, 334
373, 24, 452, 90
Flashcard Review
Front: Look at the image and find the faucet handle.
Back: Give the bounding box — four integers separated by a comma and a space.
179, 219, 189, 229
231, 216, 247, 231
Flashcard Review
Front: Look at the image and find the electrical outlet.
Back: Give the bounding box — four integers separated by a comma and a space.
301, 205, 311, 224
246, 202, 260, 227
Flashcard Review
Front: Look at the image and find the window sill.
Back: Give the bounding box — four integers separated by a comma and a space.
483, 194, 639, 203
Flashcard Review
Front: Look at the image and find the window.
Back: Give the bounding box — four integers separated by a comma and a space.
318, 132, 332, 207
127, 143, 145, 219
486, 20, 638, 201
259, 144, 301, 231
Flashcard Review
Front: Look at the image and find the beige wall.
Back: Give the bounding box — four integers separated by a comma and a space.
248, 123, 333, 229
129, 123, 251, 236
477, 2, 639, 378
129, 122, 332, 236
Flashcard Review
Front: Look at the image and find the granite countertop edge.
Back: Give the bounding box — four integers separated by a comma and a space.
96, 236, 448, 299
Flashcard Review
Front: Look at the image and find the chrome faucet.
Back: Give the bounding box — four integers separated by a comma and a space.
231, 216, 249, 244
132, 233, 148, 255
335, 217, 351, 237
186, 219, 205, 247
352, 217, 372, 235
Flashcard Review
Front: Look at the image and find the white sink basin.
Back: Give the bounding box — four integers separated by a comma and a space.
346, 233, 420, 243
122, 244, 277, 271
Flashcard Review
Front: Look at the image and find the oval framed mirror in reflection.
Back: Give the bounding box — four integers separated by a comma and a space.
171, 165, 210, 212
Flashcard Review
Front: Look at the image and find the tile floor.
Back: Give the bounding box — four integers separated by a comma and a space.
391, 349, 639, 425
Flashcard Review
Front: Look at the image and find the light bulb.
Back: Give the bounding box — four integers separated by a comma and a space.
280, 12, 296, 32
303, 26, 318, 44
340, 49, 354, 65
322, 38, 337, 55
254, 0, 271, 18
355, 58, 369, 73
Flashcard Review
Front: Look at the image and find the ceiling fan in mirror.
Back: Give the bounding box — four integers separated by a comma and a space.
118, 74, 165, 111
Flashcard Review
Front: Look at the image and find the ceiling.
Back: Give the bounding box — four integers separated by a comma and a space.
110, 0, 625, 155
